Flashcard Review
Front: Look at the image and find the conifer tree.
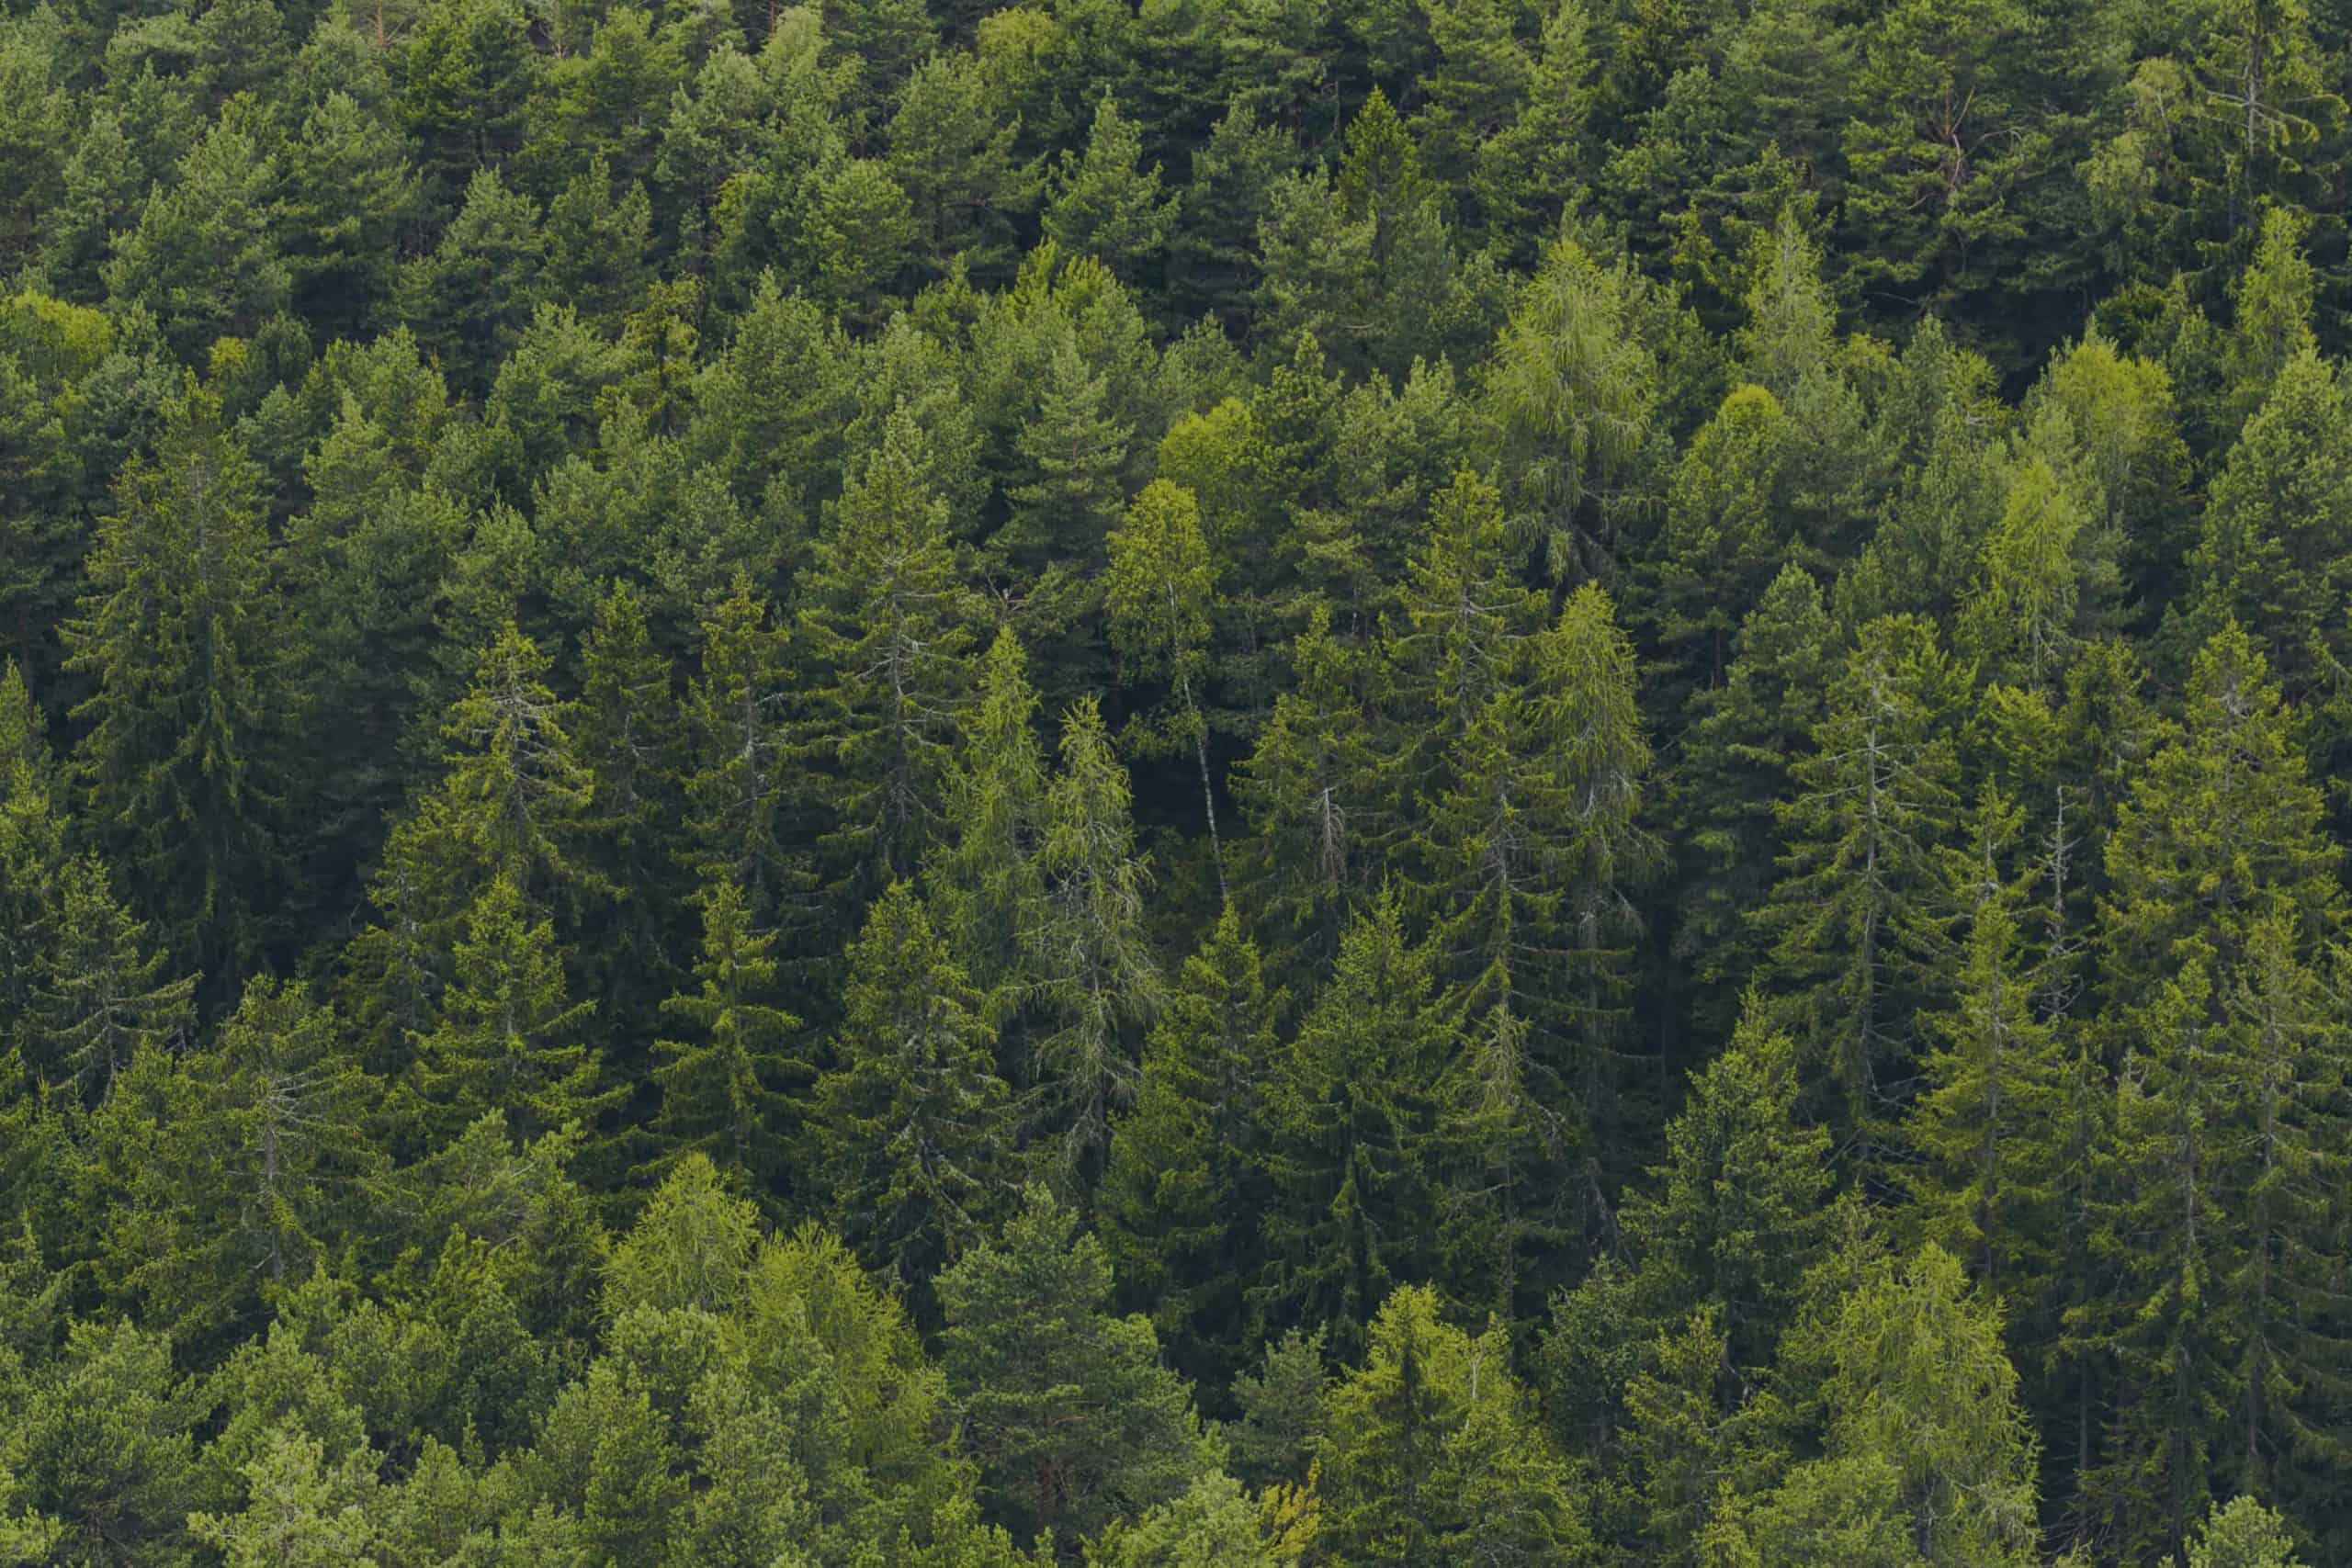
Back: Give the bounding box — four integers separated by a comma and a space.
680, 574, 803, 926
1100, 906, 1282, 1390
65, 384, 292, 1007
1667, 562, 1836, 1043
1255, 892, 1445, 1360
1234, 606, 1383, 983
1316, 1284, 1592, 1566
2098, 623, 2340, 1015
648, 874, 807, 1200
1756, 613, 1964, 1126
1817, 1246, 2041, 1566
2075, 955, 2233, 1561
88, 979, 373, 1348
931, 627, 1047, 1000
1904, 789, 2071, 1296
1043, 94, 1179, 286
1104, 479, 1224, 890
1639, 382, 1792, 709
1618, 1001, 1833, 1378
1486, 236, 1661, 581
101, 120, 290, 359
1028, 697, 1161, 1185
27, 853, 196, 1108
937, 1183, 1205, 1552
571, 581, 688, 1045
420, 619, 605, 918
1473, 0, 1596, 255
811, 883, 1011, 1299
795, 409, 980, 908
412, 873, 614, 1148
2189, 350, 2352, 729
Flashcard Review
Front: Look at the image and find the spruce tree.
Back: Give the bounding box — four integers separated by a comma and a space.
1027, 697, 1161, 1185
811, 883, 1011, 1301
1756, 613, 1964, 1128
930, 627, 1048, 1002
1234, 606, 1383, 982
2189, 350, 2352, 737
411, 873, 614, 1148
27, 853, 196, 1107
1903, 789, 2072, 1296
1667, 561, 1836, 1043
1100, 906, 1283, 1391
1104, 479, 1224, 888
1316, 1284, 1592, 1566
679, 574, 804, 926
794, 409, 980, 909
1255, 891, 1446, 1360
648, 874, 807, 1201
64, 383, 295, 1008
87, 979, 373, 1348
571, 581, 688, 1049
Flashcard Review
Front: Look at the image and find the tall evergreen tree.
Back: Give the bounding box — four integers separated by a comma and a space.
1756, 614, 1965, 1130
1254, 891, 1445, 1361
65, 384, 294, 1006
1100, 906, 1283, 1391
1027, 697, 1161, 1186
811, 883, 1011, 1301
795, 410, 980, 909
648, 874, 807, 1201
411, 873, 615, 1149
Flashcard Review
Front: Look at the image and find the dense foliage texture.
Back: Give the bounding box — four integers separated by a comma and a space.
6, 0, 2352, 1560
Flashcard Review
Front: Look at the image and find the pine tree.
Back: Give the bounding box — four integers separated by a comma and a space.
648, 874, 807, 1201
936, 1183, 1205, 1552
1255, 891, 1446, 1360
1027, 698, 1161, 1185
811, 883, 1011, 1300
412, 873, 614, 1148
65, 383, 294, 1007
1043, 94, 1179, 287
1100, 906, 1283, 1390
394, 168, 546, 399
1473, 0, 1597, 255
280, 90, 418, 338
101, 119, 290, 360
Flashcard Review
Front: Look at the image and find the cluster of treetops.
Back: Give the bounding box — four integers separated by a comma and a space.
9, 0, 2352, 1560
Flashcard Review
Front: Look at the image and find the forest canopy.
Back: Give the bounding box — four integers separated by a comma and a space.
2, 0, 2352, 1561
